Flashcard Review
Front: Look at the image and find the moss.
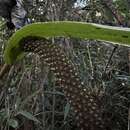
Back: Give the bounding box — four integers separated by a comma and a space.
4, 21, 130, 64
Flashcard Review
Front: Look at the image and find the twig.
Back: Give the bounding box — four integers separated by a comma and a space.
0, 64, 11, 79
104, 44, 118, 73
128, 107, 130, 130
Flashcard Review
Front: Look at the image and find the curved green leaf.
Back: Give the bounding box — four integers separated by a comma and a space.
4, 21, 130, 64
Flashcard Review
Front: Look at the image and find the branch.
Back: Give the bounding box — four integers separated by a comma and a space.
102, 0, 124, 25
0, 64, 11, 79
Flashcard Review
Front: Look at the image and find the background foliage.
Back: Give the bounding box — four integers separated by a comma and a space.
0, 0, 130, 130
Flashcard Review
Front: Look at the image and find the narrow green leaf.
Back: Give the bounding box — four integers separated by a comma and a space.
64, 102, 70, 121
8, 119, 18, 128
17, 111, 40, 123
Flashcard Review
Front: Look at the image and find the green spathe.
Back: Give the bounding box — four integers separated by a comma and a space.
4, 21, 130, 64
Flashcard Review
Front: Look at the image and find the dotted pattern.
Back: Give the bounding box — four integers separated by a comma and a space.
20, 37, 108, 130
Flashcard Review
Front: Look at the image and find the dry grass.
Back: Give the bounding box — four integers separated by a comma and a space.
0, 37, 130, 130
